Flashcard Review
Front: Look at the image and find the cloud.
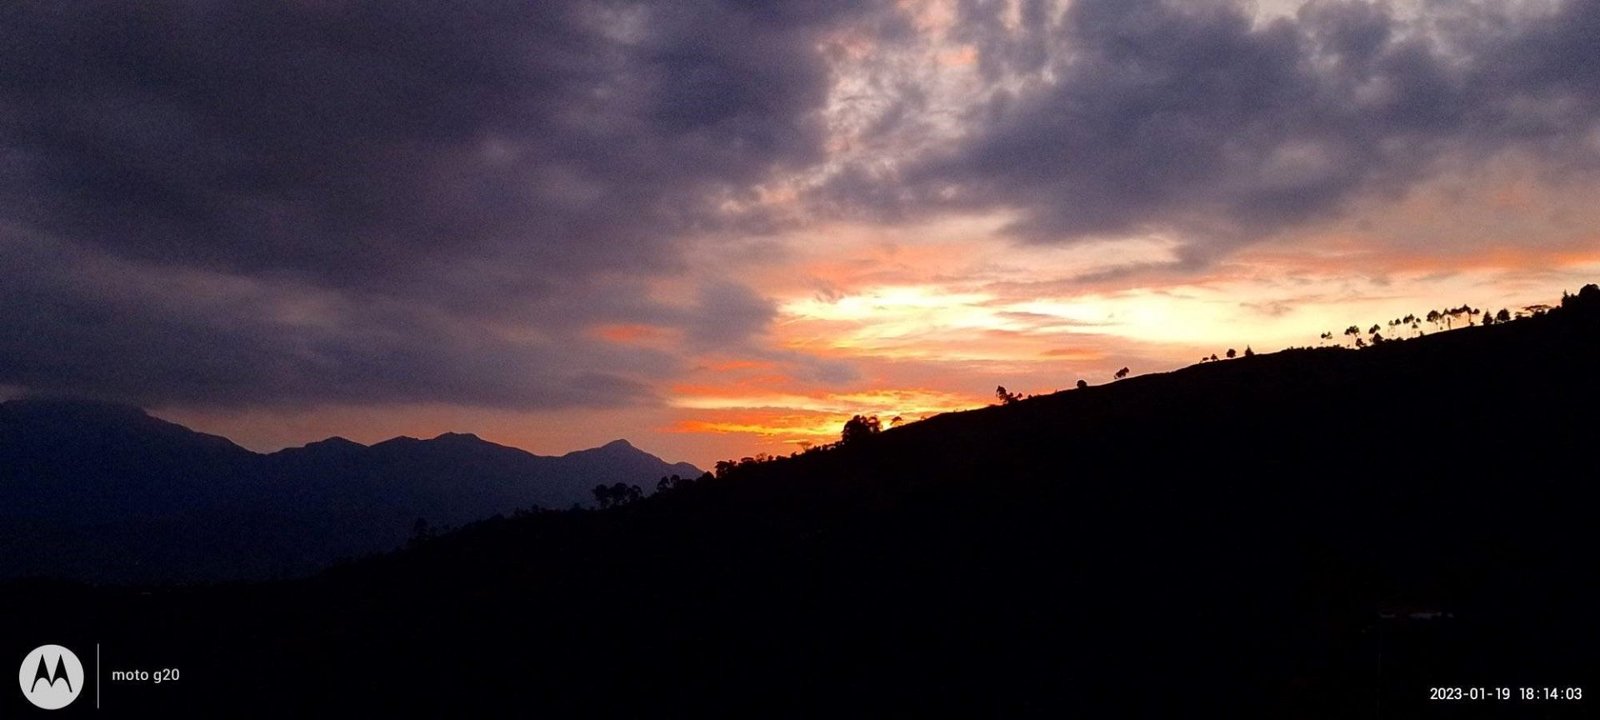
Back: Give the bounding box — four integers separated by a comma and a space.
0, 228, 677, 409
4, 0, 1597, 417
823, 0, 1600, 259
0, 0, 885, 408
684, 281, 777, 348
0, 1, 865, 293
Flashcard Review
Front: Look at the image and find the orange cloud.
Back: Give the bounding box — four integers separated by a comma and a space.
590, 324, 666, 344
938, 45, 978, 67
1042, 348, 1106, 361
697, 358, 778, 373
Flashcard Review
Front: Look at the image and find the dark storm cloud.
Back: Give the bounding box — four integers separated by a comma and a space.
6, 0, 1594, 410
845, 0, 1600, 259
0, 0, 881, 407
683, 281, 778, 348
0, 230, 673, 409
0, 0, 863, 294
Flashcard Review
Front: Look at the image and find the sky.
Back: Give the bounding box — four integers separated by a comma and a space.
2, 0, 1598, 468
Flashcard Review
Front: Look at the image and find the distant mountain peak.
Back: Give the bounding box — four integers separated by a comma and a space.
371, 435, 421, 448
0, 408, 703, 582
432, 432, 484, 443
558, 439, 700, 479
304, 436, 366, 450
0, 396, 248, 454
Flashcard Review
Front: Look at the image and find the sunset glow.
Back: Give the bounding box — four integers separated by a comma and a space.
4, 0, 1598, 469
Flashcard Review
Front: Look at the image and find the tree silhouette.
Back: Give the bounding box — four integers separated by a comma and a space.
1076, 379, 1088, 390
1495, 308, 1511, 323
1243, 346, 1254, 357
1226, 348, 1237, 359
1114, 367, 1130, 380
996, 386, 1022, 405
1561, 284, 1600, 311
595, 483, 642, 508
841, 415, 881, 445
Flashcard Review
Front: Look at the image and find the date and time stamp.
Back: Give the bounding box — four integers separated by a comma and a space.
1427, 686, 1584, 704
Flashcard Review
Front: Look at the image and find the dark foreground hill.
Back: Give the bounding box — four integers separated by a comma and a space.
0, 403, 698, 582
4, 289, 1599, 717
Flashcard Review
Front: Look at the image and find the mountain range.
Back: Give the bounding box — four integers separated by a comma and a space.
4, 286, 1599, 716
0, 400, 699, 583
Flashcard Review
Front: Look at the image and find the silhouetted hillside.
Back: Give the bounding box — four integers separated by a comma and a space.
4, 287, 1598, 718
0, 404, 699, 583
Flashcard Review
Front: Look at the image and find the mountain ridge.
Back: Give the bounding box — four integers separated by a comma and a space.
0, 400, 701, 583
5, 287, 1599, 717
229, 282, 1596, 716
